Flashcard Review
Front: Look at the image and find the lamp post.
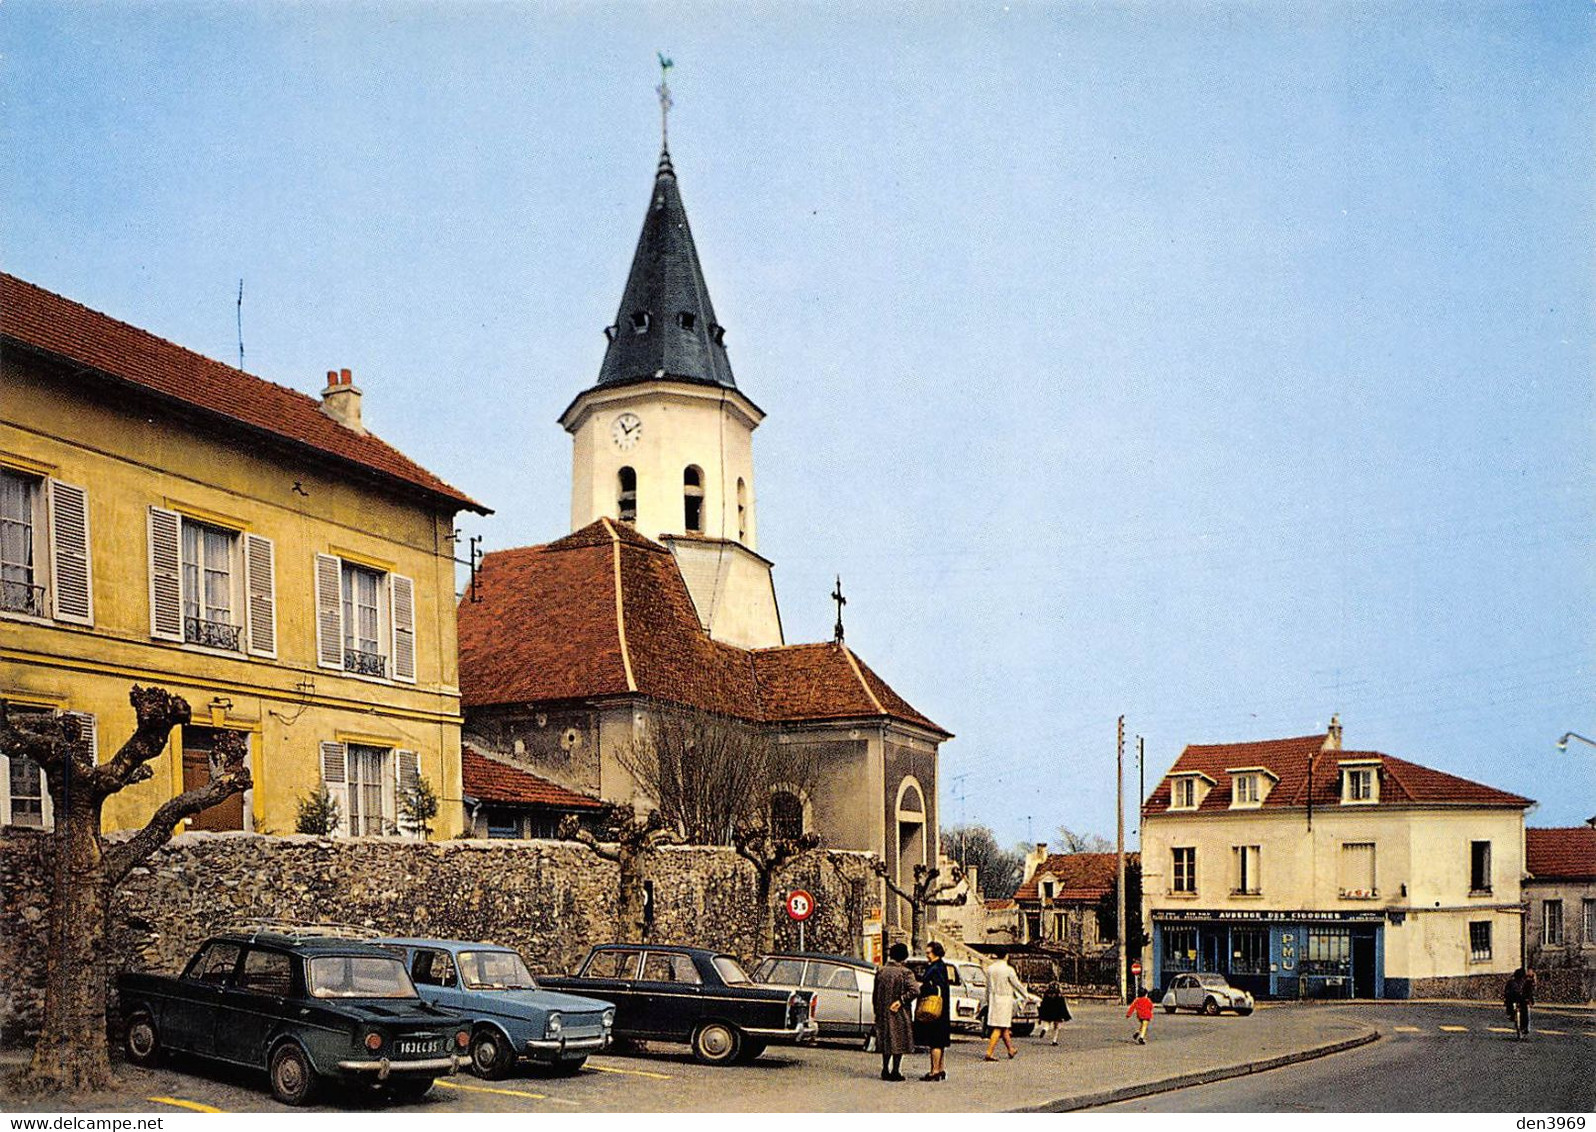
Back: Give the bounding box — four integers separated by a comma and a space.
1555, 732, 1594, 752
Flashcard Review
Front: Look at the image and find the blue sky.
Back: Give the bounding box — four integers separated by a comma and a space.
4, 2, 1592, 843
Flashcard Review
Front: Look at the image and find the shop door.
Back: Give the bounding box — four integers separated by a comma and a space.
1351, 931, 1377, 998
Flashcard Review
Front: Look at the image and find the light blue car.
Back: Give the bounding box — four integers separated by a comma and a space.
376, 938, 614, 1078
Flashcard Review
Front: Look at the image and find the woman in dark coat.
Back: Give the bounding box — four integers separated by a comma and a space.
872, 942, 919, 1080
913, 940, 952, 1081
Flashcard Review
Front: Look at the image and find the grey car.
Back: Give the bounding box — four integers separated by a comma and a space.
1161, 972, 1255, 1016
750, 953, 876, 1040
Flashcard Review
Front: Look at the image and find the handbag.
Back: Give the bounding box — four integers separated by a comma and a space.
915, 992, 944, 1021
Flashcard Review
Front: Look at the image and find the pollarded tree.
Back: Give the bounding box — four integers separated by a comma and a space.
733, 820, 822, 955
558, 804, 685, 940
0, 687, 250, 1093
872, 859, 967, 953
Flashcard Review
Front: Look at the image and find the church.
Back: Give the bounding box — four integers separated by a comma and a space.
457, 125, 949, 929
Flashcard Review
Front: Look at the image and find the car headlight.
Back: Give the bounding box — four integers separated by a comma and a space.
545, 1012, 563, 1037
602, 1009, 615, 1029
364, 1031, 383, 1052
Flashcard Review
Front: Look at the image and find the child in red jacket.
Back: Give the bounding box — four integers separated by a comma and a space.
1126, 987, 1155, 1044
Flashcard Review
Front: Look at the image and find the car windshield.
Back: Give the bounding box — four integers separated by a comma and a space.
459, 950, 537, 990
306, 955, 416, 999
1195, 975, 1230, 987
713, 956, 751, 985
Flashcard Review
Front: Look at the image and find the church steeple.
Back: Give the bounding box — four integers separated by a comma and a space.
593, 146, 737, 392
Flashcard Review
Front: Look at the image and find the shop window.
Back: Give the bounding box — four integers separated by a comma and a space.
1303, 928, 1351, 974
1164, 927, 1198, 972
1231, 929, 1269, 974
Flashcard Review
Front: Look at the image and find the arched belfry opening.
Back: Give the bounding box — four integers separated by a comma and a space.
683, 465, 704, 533
617, 466, 637, 523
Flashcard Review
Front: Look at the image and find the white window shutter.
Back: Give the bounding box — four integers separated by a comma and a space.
47, 480, 93, 625
243, 533, 277, 657
390, 573, 416, 683
315, 554, 344, 670
319, 740, 350, 835
147, 507, 183, 641
395, 748, 420, 838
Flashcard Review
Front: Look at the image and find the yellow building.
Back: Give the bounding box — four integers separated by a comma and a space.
0, 273, 488, 838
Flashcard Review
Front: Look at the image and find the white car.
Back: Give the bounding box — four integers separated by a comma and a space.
751, 953, 876, 1040
954, 962, 1038, 1036
1161, 972, 1255, 1016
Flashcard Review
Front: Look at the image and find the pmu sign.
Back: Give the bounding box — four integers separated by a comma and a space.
786, 889, 815, 922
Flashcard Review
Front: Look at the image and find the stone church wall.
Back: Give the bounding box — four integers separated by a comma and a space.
0, 829, 873, 1047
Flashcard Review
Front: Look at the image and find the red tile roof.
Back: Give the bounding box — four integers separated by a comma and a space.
457, 519, 949, 737
1526, 827, 1596, 880
985, 898, 1016, 912
1142, 732, 1532, 816
1014, 853, 1139, 903
461, 746, 603, 809
1, 272, 486, 514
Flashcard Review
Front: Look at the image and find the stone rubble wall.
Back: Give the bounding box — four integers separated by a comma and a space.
0, 829, 874, 1047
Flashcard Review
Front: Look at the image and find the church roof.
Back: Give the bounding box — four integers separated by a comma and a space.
458, 519, 949, 737
587, 149, 739, 396
1142, 732, 1532, 816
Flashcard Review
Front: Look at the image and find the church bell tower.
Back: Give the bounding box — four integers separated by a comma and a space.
558, 75, 783, 649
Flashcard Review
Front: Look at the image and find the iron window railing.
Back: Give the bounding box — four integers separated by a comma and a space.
344, 648, 387, 677
184, 615, 242, 651
1, 579, 46, 617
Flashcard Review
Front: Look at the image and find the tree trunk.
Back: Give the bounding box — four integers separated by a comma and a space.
909, 903, 926, 954
26, 791, 116, 1091
754, 869, 775, 956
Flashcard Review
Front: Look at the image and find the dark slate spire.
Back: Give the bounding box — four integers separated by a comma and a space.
593, 147, 738, 391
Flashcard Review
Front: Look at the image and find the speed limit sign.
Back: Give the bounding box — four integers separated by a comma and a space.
785, 889, 815, 922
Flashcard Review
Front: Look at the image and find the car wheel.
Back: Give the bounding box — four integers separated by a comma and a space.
124, 1012, 160, 1068
690, 1021, 742, 1065
268, 1042, 318, 1106
1012, 1023, 1035, 1037
470, 1028, 514, 1080
1202, 998, 1221, 1016
385, 1078, 435, 1104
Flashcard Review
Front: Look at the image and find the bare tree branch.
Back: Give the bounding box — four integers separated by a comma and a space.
97, 686, 193, 796
104, 731, 250, 884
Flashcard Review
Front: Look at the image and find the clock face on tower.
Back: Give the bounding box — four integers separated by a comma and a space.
611, 412, 642, 450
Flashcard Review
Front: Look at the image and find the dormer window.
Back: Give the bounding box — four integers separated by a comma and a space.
1040, 878, 1056, 902
709, 323, 726, 346
1226, 767, 1276, 809
630, 310, 651, 334
677, 311, 697, 331
1171, 777, 1198, 810
1234, 775, 1259, 805
1339, 760, 1380, 804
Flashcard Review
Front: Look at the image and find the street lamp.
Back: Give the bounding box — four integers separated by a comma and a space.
1555, 732, 1595, 753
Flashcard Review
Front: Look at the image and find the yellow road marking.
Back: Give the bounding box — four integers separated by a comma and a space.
435, 1078, 549, 1100
1439, 1025, 1468, 1032
1488, 1027, 1517, 1033
585, 1061, 673, 1080
1393, 1026, 1421, 1033
149, 1097, 225, 1113
1538, 1029, 1565, 1036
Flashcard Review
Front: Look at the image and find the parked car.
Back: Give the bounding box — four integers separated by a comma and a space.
540, 944, 819, 1065
750, 952, 876, 1041
374, 938, 615, 1078
1161, 972, 1255, 1016
953, 961, 1039, 1036
118, 927, 470, 1106
906, 958, 988, 1035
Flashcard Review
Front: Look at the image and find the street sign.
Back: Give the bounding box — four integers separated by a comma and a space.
786, 889, 815, 922
1130, 960, 1142, 977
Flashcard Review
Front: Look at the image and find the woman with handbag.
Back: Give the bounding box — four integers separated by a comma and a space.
913, 940, 952, 1081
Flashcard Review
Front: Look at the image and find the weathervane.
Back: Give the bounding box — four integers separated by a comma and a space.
656, 52, 674, 151
831, 575, 847, 644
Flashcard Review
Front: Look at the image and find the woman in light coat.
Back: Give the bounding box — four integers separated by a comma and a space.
983, 949, 1036, 1060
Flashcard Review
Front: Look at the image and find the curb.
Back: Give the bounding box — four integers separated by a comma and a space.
1019, 1029, 1381, 1112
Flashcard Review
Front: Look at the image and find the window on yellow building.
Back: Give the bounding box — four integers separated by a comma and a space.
1339, 841, 1376, 897
0, 707, 93, 831
314, 555, 414, 682
3, 468, 92, 625
1232, 845, 1261, 894
1172, 847, 1197, 893
150, 507, 273, 655
181, 519, 241, 650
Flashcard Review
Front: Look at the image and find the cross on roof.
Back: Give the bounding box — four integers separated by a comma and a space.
832, 575, 846, 643
656, 52, 674, 151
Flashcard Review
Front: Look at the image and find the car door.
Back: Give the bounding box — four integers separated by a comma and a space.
638, 951, 702, 1040
1176, 975, 1200, 1010
168, 940, 242, 1053
806, 963, 865, 1035
569, 949, 642, 1033
409, 947, 466, 1012
214, 946, 293, 1067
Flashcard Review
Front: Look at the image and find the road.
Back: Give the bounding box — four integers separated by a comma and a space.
1099, 1003, 1595, 1113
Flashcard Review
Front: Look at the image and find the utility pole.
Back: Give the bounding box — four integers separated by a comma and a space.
1137, 735, 1145, 849
1116, 715, 1127, 1005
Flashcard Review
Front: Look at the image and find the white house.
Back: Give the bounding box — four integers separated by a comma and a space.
1141, 719, 1533, 1000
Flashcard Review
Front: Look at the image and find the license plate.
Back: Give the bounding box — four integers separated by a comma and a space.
396, 1039, 438, 1055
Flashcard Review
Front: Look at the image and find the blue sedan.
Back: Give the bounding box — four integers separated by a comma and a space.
376, 938, 615, 1078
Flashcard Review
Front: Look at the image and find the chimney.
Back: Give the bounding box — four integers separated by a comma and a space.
1022, 842, 1049, 884
1325, 714, 1343, 751
320, 367, 365, 434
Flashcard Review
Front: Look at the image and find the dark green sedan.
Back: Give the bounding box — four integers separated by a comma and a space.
118, 927, 471, 1105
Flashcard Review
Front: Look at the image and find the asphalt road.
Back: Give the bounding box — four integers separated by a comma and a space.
1100, 1003, 1595, 1113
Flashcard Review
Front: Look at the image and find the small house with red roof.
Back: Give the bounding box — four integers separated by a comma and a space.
1141, 718, 1533, 1000
1012, 848, 1140, 954
457, 139, 950, 934
1523, 823, 1596, 1002
0, 273, 488, 838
